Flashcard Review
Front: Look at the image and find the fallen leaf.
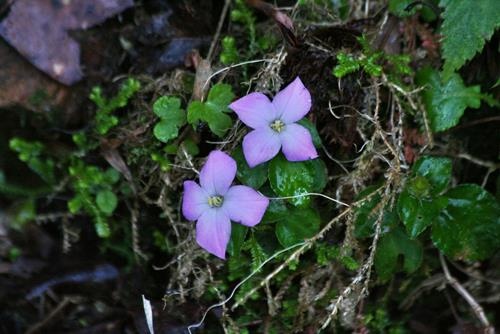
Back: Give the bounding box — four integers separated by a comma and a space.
0, 0, 134, 85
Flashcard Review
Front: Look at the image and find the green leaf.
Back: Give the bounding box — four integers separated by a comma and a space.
104, 168, 121, 184
9, 138, 55, 184
417, 67, 484, 132
10, 200, 36, 230
153, 97, 186, 143
333, 53, 360, 78
261, 197, 288, 223
95, 215, 111, 238
68, 195, 83, 214
440, 0, 500, 77
154, 120, 180, 143
275, 207, 320, 247
397, 188, 448, 238
297, 119, 322, 148
96, 190, 118, 216
375, 227, 423, 281
227, 223, 248, 257
187, 99, 233, 138
268, 155, 326, 207
431, 184, 500, 260
247, 234, 267, 271
206, 83, 235, 112
412, 156, 452, 195
153, 96, 181, 118
220, 36, 239, 65
388, 0, 437, 20
354, 186, 399, 239
232, 146, 268, 189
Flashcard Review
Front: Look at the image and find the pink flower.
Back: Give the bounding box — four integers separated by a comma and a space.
229, 77, 319, 167
182, 150, 269, 259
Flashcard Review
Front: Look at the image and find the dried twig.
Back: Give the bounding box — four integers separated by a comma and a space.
439, 254, 494, 334
207, 0, 231, 63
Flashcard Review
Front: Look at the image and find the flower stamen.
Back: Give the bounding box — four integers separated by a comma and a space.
270, 119, 286, 133
208, 195, 224, 208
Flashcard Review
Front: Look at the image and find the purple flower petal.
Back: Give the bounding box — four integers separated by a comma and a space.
229, 92, 278, 129
223, 185, 269, 227
272, 77, 312, 124
280, 123, 318, 161
182, 181, 209, 221
196, 209, 231, 259
243, 128, 281, 167
200, 150, 236, 195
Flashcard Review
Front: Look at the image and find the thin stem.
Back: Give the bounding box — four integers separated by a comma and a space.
439, 253, 494, 334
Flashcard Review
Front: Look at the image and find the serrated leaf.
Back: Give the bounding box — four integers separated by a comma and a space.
232, 146, 268, 189
440, 0, 500, 77
152, 97, 186, 143
154, 120, 180, 143
268, 155, 326, 207
204, 109, 233, 138
275, 207, 320, 247
153, 96, 182, 118
375, 227, 423, 281
412, 156, 452, 195
333, 53, 360, 78
431, 184, 500, 261
187, 84, 235, 138
206, 83, 235, 112
248, 235, 267, 271
96, 190, 118, 216
417, 67, 484, 132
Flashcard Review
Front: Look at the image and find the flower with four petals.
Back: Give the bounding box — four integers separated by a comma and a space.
229, 77, 318, 167
182, 150, 269, 259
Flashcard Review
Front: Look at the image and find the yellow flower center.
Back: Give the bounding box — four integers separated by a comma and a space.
270, 119, 286, 133
208, 195, 224, 208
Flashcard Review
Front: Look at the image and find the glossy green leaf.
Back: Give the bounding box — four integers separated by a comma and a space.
232, 146, 268, 189
431, 184, 500, 260
416, 67, 484, 132
397, 189, 448, 238
412, 156, 452, 195
268, 155, 326, 207
261, 197, 288, 223
227, 223, 248, 257
275, 207, 320, 247
375, 227, 423, 281
96, 190, 118, 216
